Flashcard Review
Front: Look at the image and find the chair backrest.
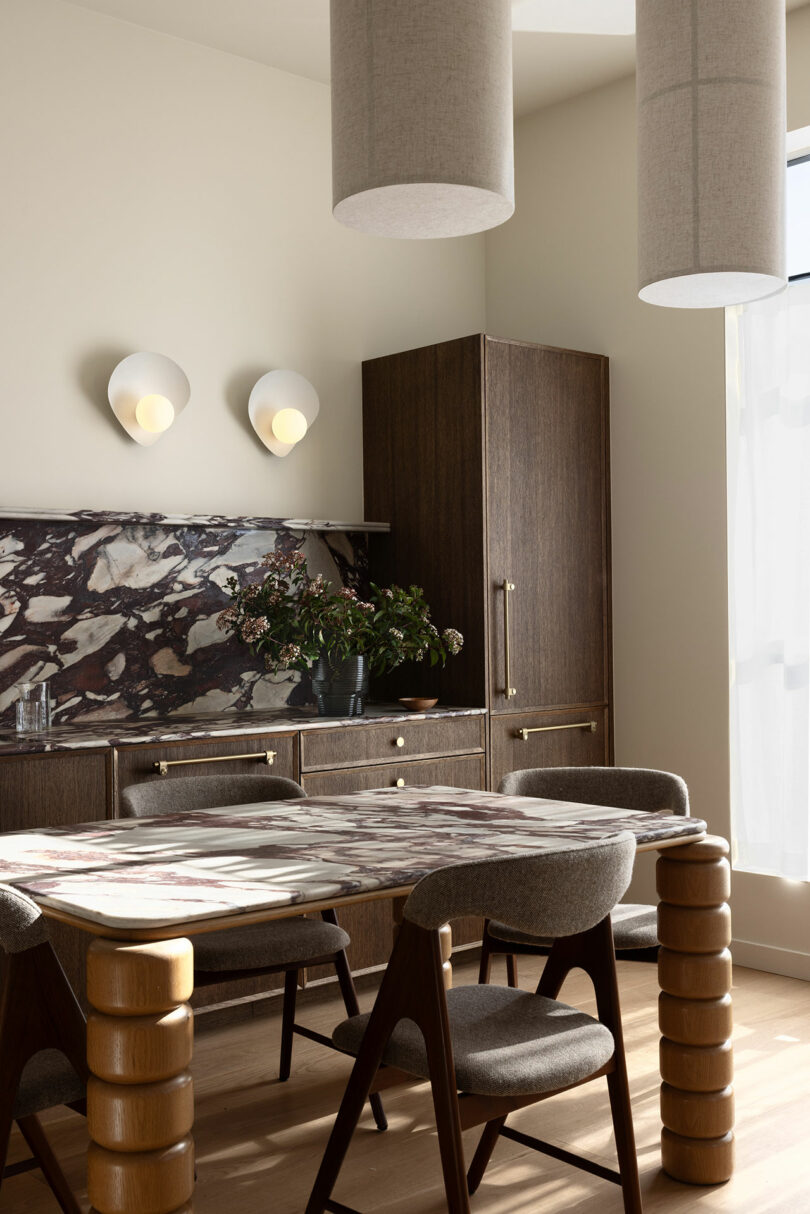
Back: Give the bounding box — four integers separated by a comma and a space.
403, 832, 636, 938
498, 766, 689, 817
0, 884, 50, 955
120, 773, 306, 818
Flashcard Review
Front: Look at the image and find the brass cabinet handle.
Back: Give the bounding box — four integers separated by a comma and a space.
516, 722, 597, 741
154, 750, 277, 776
395, 777, 405, 788
502, 578, 516, 699
395, 736, 405, 748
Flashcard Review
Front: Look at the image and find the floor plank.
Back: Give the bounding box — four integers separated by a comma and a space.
2, 956, 808, 1213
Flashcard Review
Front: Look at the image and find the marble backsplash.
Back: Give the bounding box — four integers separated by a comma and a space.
0, 510, 377, 723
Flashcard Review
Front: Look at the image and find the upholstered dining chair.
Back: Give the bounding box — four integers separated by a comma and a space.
0, 884, 88, 1214
478, 767, 690, 988
120, 773, 386, 1130
306, 832, 643, 1214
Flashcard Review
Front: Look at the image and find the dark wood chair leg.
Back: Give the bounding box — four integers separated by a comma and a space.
16, 1115, 81, 1214
328, 920, 388, 1133
478, 923, 492, 984
0, 1086, 17, 1196
305, 925, 426, 1214
606, 1068, 643, 1214
467, 1115, 507, 1195
279, 968, 298, 1082
505, 954, 518, 988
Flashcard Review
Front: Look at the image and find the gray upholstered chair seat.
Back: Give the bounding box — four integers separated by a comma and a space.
488, 902, 658, 952
193, 916, 349, 972
13, 1050, 84, 1120
333, 984, 615, 1098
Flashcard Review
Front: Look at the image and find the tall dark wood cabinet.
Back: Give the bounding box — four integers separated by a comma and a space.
362, 334, 613, 789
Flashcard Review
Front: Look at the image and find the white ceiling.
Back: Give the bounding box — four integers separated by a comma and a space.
63, 0, 808, 118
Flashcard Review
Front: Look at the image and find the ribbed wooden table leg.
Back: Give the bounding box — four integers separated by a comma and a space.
86, 937, 195, 1214
657, 835, 734, 1185
392, 897, 452, 988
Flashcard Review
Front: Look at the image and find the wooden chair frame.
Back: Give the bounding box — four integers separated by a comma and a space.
0, 939, 89, 1214
306, 915, 642, 1214
194, 908, 387, 1132
478, 920, 659, 988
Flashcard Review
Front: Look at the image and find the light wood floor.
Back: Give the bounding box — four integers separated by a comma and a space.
3, 955, 809, 1214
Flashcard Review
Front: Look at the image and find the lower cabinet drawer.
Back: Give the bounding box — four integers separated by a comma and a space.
301, 752, 486, 797
114, 732, 298, 811
490, 707, 609, 792
301, 714, 485, 772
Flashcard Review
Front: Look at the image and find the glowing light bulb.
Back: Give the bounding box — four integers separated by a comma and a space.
271, 408, 308, 445
135, 394, 175, 434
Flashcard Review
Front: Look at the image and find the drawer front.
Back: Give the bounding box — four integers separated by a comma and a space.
301, 714, 484, 772
114, 732, 298, 811
490, 708, 609, 792
301, 752, 486, 798
0, 750, 110, 831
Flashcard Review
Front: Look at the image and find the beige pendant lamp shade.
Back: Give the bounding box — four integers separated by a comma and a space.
330, 0, 515, 239
637, 0, 786, 309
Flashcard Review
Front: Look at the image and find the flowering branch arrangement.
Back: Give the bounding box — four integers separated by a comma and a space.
217, 551, 463, 677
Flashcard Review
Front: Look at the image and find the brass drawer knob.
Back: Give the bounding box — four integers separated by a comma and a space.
395, 778, 405, 788
395, 736, 405, 748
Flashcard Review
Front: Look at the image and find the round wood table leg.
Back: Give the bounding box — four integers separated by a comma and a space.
392, 897, 453, 988
656, 835, 734, 1185
85, 937, 195, 1214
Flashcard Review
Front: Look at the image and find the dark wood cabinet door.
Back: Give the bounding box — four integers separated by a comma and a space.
489, 707, 610, 792
0, 749, 111, 1009
363, 336, 489, 707
485, 339, 611, 714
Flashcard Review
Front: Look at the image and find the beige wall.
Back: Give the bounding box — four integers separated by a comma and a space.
485, 5, 810, 977
0, 0, 485, 520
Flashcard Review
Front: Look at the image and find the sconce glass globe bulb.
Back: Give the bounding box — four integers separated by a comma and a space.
135, 393, 175, 434
271, 408, 308, 445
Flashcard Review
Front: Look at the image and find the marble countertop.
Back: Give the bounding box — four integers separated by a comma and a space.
0, 507, 391, 532
0, 705, 486, 756
0, 785, 707, 933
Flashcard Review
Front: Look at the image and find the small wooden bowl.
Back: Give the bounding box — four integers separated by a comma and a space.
398, 697, 438, 712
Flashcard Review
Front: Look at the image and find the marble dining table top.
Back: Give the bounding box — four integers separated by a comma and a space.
0, 786, 706, 936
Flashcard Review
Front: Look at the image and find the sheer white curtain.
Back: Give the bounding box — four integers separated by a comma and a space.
727, 281, 810, 880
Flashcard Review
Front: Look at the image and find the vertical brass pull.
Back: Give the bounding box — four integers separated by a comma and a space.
502, 578, 516, 699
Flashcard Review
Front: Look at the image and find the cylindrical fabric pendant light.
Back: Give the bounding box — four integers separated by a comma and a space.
637, 0, 786, 308
330, 0, 514, 239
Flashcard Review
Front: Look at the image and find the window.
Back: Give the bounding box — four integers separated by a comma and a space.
787, 153, 810, 281
727, 131, 810, 880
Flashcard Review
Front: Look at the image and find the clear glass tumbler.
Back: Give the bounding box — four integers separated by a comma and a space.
15, 681, 51, 732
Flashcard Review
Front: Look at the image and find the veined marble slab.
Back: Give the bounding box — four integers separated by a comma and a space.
0, 510, 375, 722
1, 786, 707, 932
0, 705, 485, 755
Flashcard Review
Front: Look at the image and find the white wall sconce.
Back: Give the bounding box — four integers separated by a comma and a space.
248, 370, 320, 457
108, 352, 190, 446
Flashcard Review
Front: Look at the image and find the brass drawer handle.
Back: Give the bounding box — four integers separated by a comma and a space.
395, 736, 405, 748
154, 750, 277, 776
395, 777, 405, 788
502, 579, 516, 700
516, 722, 597, 741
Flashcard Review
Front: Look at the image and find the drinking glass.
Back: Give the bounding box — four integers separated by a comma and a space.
16, 700, 47, 733
15, 681, 51, 732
